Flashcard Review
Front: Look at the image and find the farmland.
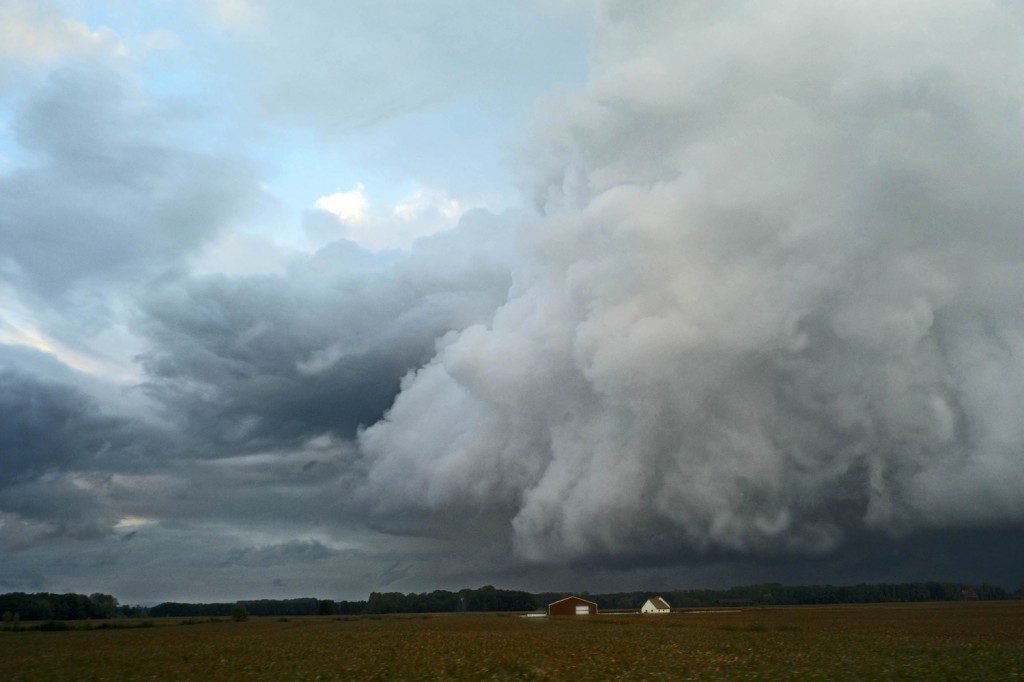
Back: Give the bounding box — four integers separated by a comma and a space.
2, 601, 1022, 680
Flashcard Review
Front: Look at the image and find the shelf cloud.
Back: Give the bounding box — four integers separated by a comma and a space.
358, 0, 1024, 566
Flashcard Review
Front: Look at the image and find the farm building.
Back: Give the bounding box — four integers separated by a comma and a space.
641, 597, 671, 614
547, 596, 598, 616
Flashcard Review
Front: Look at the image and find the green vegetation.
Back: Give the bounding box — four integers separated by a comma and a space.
1, 602, 1022, 679
0, 593, 134, 622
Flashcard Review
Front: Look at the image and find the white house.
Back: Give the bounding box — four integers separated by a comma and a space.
640, 596, 671, 614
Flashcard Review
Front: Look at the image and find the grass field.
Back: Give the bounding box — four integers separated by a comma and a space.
2, 601, 1023, 680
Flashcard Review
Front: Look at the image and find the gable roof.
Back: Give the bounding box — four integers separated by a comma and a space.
648, 597, 670, 610
548, 595, 598, 607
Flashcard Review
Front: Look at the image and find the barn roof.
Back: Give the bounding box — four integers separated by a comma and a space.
548, 595, 598, 607
649, 596, 670, 610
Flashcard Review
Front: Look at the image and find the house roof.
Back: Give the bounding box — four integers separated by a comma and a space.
648, 597, 670, 610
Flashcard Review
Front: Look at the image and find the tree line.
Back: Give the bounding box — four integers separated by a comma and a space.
589, 581, 1012, 610
1, 581, 1017, 621
359, 581, 1014, 614
148, 598, 340, 618
0, 592, 132, 622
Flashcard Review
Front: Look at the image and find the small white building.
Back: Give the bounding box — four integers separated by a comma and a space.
640, 596, 671, 614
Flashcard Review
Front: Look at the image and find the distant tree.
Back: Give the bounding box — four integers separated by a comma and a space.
335, 600, 368, 615
977, 584, 1007, 600
231, 604, 249, 622
318, 599, 336, 616
62, 593, 91, 620
0, 593, 52, 620
88, 593, 119, 619
366, 592, 408, 614
2, 611, 19, 629
119, 604, 149, 618
421, 590, 458, 613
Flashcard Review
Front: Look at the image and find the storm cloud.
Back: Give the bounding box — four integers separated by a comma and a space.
359, 0, 1024, 566
135, 208, 515, 454
3, 0, 1024, 601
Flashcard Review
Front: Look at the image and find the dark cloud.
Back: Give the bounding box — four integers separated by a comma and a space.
0, 344, 163, 491
224, 540, 335, 568
0, 208, 516, 594
0, 345, 167, 554
134, 209, 515, 453
0, 369, 118, 485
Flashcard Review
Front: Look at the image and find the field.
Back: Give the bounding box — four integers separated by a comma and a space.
3, 601, 1023, 680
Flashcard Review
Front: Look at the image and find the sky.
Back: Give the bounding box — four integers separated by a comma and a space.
1, 0, 1023, 604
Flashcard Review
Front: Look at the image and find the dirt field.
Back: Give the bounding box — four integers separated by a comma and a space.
3, 601, 1022, 680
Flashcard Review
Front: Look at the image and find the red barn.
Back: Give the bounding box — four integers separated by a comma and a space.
547, 596, 598, 616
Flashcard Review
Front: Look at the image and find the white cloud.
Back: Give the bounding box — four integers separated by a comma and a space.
310, 184, 467, 252
394, 190, 462, 223
314, 184, 369, 225
212, 0, 264, 28
0, 1, 122, 65
359, 0, 1024, 565
113, 516, 155, 530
